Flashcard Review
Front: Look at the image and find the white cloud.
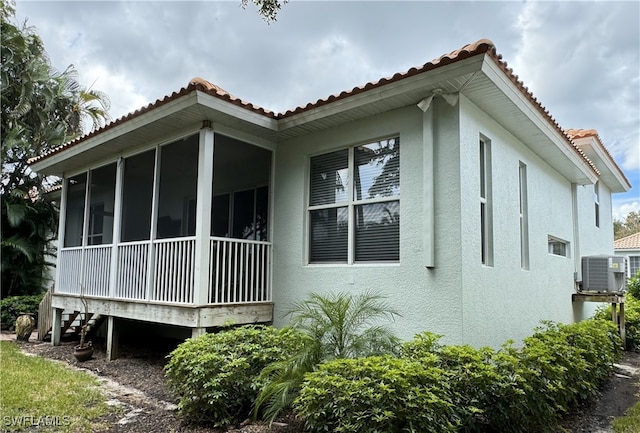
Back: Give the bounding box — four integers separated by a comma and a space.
613, 200, 640, 222
511, 2, 640, 174
79, 64, 150, 121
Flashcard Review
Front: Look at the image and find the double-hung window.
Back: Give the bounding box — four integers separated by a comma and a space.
308, 137, 400, 264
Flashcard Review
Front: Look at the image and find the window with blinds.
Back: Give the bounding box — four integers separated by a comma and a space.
308, 137, 400, 264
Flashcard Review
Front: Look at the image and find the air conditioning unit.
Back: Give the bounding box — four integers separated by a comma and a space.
580, 255, 626, 293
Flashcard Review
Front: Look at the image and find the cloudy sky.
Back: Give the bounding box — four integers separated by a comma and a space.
14, 0, 640, 220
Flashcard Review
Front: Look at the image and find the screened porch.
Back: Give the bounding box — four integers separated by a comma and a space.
55, 129, 273, 311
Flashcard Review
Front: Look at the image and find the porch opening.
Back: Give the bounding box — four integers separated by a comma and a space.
56, 131, 273, 308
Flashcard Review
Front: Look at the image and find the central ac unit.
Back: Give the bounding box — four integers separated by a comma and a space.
580, 255, 626, 293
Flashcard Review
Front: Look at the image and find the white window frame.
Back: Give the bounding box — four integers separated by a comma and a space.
629, 255, 640, 278
519, 162, 529, 270
548, 235, 570, 257
594, 181, 600, 228
307, 137, 400, 265
480, 136, 493, 266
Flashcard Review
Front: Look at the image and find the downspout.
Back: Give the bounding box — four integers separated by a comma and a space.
417, 97, 435, 268
571, 183, 581, 290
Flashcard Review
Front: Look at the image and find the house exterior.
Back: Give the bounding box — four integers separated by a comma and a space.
30, 39, 631, 358
615, 232, 640, 279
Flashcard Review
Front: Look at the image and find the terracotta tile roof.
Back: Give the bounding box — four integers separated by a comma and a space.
279, 39, 496, 116
27, 38, 598, 175
565, 128, 631, 184
615, 232, 640, 250
188, 77, 276, 116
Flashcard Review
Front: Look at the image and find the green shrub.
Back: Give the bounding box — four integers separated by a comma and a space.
294, 355, 460, 433
295, 321, 623, 433
164, 325, 304, 427
0, 294, 43, 330
513, 320, 622, 431
254, 291, 400, 423
402, 334, 556, 433
594, 293, 640, 349
626, 271, 640, 300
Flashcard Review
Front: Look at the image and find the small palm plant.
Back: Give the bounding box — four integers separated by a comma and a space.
254, 291, 400, 423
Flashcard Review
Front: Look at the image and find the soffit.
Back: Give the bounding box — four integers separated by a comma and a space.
275, 56, 483, 140
462, 58, 597, 185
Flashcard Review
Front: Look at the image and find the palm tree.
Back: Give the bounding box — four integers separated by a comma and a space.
1, 1, 110, 298
254, 291, 400, 423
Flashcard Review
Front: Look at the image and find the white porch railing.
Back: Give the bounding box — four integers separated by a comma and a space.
57, 245, 111, 296
209, 237, 272, 304
57, 237, 271, 306
116, 241, 149, 300
152, 237, 195, 303
58, 247, 83, 295
84, 245, 111, 297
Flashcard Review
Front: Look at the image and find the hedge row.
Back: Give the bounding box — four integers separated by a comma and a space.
165, 320, 622, 431
294, 319, 623, 433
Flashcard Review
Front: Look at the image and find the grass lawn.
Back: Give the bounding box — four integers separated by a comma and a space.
0, 341, 116, 432
614, 400, 640, 433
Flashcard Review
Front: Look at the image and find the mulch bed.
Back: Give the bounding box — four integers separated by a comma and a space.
12, 334, 302, 433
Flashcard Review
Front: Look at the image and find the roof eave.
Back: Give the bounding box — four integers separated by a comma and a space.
276, 55, 486, 137
572, 136, 631, 193
29, 90, 280, 176
471, 57, 598, 185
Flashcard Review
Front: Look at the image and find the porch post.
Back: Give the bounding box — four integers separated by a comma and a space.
146, 149, 162, 301
194, 121, 215, 306
106, 316, 119, 361
54, 178, 68, 295
51, 307, 62, 346
108, 157, 125, 298
80, 171, 91, 291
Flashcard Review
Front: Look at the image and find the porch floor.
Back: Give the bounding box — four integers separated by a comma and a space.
51, 294, 274, 329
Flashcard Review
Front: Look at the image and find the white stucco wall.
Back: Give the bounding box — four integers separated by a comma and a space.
272, 104, 467, 344
271, 95, 617, 348
454, 95, 583, 346
574, 182, 615, 258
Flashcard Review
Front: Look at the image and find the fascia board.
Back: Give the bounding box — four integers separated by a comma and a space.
576, 138, 631, 192
31, 92, 200, 173
196, 91, 279, 131
212, 123, 277, 152
481, 58, 598, 185
277, 56, 485, 130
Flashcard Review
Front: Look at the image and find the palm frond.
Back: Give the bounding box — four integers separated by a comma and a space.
1, 236, 35, 262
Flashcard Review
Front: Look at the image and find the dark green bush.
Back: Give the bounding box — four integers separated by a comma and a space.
0, 294, 43, 330
164, 325, 304, 427
403, 334, 540, 433
294, 355, 460, 433
626, 271, 640, 299
594, 293, 640, 349
294, 321, 622, 433
513, 320, 622, 431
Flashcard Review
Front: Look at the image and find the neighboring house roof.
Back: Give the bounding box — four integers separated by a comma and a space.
29, 38, 617, 185
614, 232, 640, 250
565, 129, 631, 192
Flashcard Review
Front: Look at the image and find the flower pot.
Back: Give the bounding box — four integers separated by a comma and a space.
73, 342, 93, 362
